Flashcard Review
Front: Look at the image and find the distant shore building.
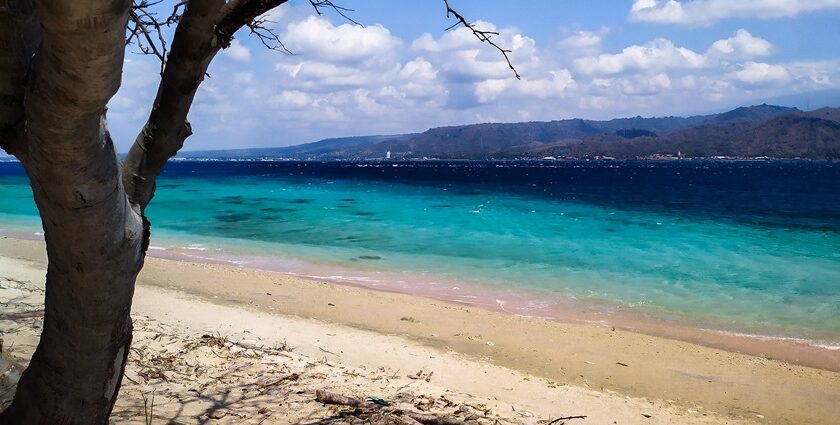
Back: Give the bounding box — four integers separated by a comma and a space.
386, 151, 392, 159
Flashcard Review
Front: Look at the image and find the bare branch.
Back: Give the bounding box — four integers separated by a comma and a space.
216, 0, 289, 48
246, 17, 294, 54
123, 0, 227, 211
126, 0, 186, 74
308, 0, 362, 26
442, 0, 521, 80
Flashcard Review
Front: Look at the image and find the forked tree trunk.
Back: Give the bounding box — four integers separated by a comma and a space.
0, 0, 295, 422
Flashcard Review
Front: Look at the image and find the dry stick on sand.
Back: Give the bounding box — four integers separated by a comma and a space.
547, 415, 588, 425
315, 390, 468, 425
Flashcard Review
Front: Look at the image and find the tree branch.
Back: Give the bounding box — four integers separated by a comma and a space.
308, 0, 361, 26
0, 0, 40, 162
443, 0, 521, 80
246, 16, 294, 54
216, 0, 289, 48
124, 0, 293, 212
123, 0, 226, 211
126, 0, 186, 74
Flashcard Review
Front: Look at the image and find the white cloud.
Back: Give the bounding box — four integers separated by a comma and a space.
475, 70, 576, 103
585, 73, 674, 98
731, 61, 792, 86
413, 22, 539, 84
224, 40, 251, 62
574, 38, 705, 75
412, 20, 504, 53
708, 29, 773, 59
630, 0, 840, 25
270, 90, 312, 108
283, 16, 401, 62
558, 29, 609, 56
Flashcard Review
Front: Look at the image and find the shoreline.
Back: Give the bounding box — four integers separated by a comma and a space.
1, 246, 757, 425
2, 237, 840, 424
3, 226, 840, 372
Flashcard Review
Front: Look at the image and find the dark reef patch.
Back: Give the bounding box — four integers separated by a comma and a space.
214, 213, 251, 223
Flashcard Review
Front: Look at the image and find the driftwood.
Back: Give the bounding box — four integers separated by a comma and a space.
315, 390, 467, 425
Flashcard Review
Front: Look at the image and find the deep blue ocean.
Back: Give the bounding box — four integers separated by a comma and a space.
1, 160, 839, 345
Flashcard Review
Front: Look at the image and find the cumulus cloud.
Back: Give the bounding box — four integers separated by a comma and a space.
283, 16, 401, 62
707, 29, 773, 59
573, 30, 773, 77
630, 0, 840, 25
413, 21, 540, 81
557, 28, 609, 56
574, 38, 705, 75
731, 61, 792, 86
475, 70, 576, 103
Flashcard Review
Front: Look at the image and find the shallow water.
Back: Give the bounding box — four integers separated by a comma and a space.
1, 160, 839, 347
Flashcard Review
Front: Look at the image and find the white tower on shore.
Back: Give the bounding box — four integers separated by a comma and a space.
386, 150, 391, 159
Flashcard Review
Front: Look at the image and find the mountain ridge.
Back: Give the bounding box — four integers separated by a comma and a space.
177, 104, 840, 160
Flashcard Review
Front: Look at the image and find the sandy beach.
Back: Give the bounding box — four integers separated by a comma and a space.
2, 237, 839, 424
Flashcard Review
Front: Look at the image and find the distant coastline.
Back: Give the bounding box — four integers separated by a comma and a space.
175, 104, 840, 161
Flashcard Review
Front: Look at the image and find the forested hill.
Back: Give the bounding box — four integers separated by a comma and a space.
178, 105, 840, 160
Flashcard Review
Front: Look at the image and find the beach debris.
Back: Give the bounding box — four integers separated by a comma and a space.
207, 409, 227, 419
199, 333, 226, 349
318, 346, 339, 356
544, 415, 588, 424
401, 316, 419, 323
409, 369, 434, 382
616, 362, 629, 367
316, 389, 468, 425
369, 395, 390, 406
584, 361, 595, 365
641, 412, 653, 418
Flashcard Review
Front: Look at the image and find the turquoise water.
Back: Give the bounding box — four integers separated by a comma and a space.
1, 160, 839, 346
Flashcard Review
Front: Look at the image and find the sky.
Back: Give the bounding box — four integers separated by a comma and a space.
107, 0, 840, 152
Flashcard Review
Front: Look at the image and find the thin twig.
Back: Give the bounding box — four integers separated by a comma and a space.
308, 0, 362, 26
442, 0, 521, 79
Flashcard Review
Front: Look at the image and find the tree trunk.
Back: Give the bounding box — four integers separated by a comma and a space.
0, 1, 142, 423
0, 174, 145, 422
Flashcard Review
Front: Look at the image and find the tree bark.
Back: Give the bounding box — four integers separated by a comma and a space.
0, 0, 40, 162
0, 1, 141, 423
